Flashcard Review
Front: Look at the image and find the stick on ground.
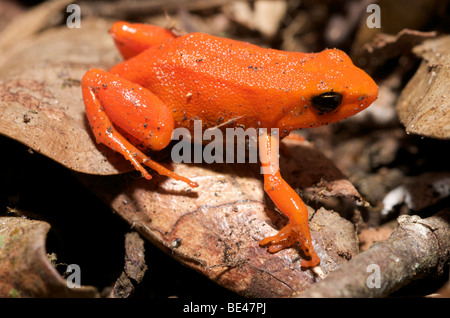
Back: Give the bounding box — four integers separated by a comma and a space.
294, 209, 450, 298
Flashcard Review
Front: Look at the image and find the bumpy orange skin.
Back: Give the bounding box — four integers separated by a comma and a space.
82, 22, 378, 269
110, 30, 377, 135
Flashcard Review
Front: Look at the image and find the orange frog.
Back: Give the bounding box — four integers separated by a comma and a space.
82, 22, 378, 269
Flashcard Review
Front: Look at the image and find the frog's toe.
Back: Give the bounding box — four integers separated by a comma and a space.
259, 224, 296, 252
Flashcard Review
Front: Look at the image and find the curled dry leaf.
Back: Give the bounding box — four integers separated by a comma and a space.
0, 19, 130, 176
353, 28, 437, 72
81, 140, 361, 297
396, 35, 450, 139
0, 217, 98, 298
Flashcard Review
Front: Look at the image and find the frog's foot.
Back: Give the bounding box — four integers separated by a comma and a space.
259, 223, 298, 253
134, 150, 198, 188
91, 120, 198, 188
259, 222, 320, 269
125, 146, 198, 188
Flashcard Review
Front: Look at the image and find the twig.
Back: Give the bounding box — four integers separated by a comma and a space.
109, 232, 147, 298
294, 209, 450, 298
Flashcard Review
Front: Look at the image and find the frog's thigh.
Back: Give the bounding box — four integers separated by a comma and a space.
82, 68, 174, 151
81, 68, 197, 187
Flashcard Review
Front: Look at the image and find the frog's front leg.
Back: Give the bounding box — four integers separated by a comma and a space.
258, 129, 320, 269
81, 68, 198, 188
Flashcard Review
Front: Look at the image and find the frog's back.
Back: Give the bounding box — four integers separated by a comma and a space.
111, 32, 315, 130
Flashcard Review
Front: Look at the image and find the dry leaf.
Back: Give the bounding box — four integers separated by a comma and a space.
0, 18, 131, 176
352, 0, 440, 54
80, 140, 361, 297
0, 0, 73, 55
396, 36, 450, 139
353, 29, 437, 72
0, 217, 98, 298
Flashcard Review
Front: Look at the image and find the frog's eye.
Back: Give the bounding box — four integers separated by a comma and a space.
311, 92, 342, 113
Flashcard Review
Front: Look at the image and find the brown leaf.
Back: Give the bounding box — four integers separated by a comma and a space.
352, 0, 440, 54
0, 217, 98, 298
0, 0, 73, 55
396, 35, 450, 139
80, 140, 360, 297
0, 18, 131, 176
353, 28, 437, 72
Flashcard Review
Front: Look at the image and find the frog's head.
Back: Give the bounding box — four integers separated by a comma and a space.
277, 49, 378, 133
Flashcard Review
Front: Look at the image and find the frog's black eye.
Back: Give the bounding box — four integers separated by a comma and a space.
311, 92, 342, 113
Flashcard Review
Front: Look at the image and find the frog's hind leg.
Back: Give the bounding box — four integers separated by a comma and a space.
110, 21, 177, 59
81, 68, 198, 188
